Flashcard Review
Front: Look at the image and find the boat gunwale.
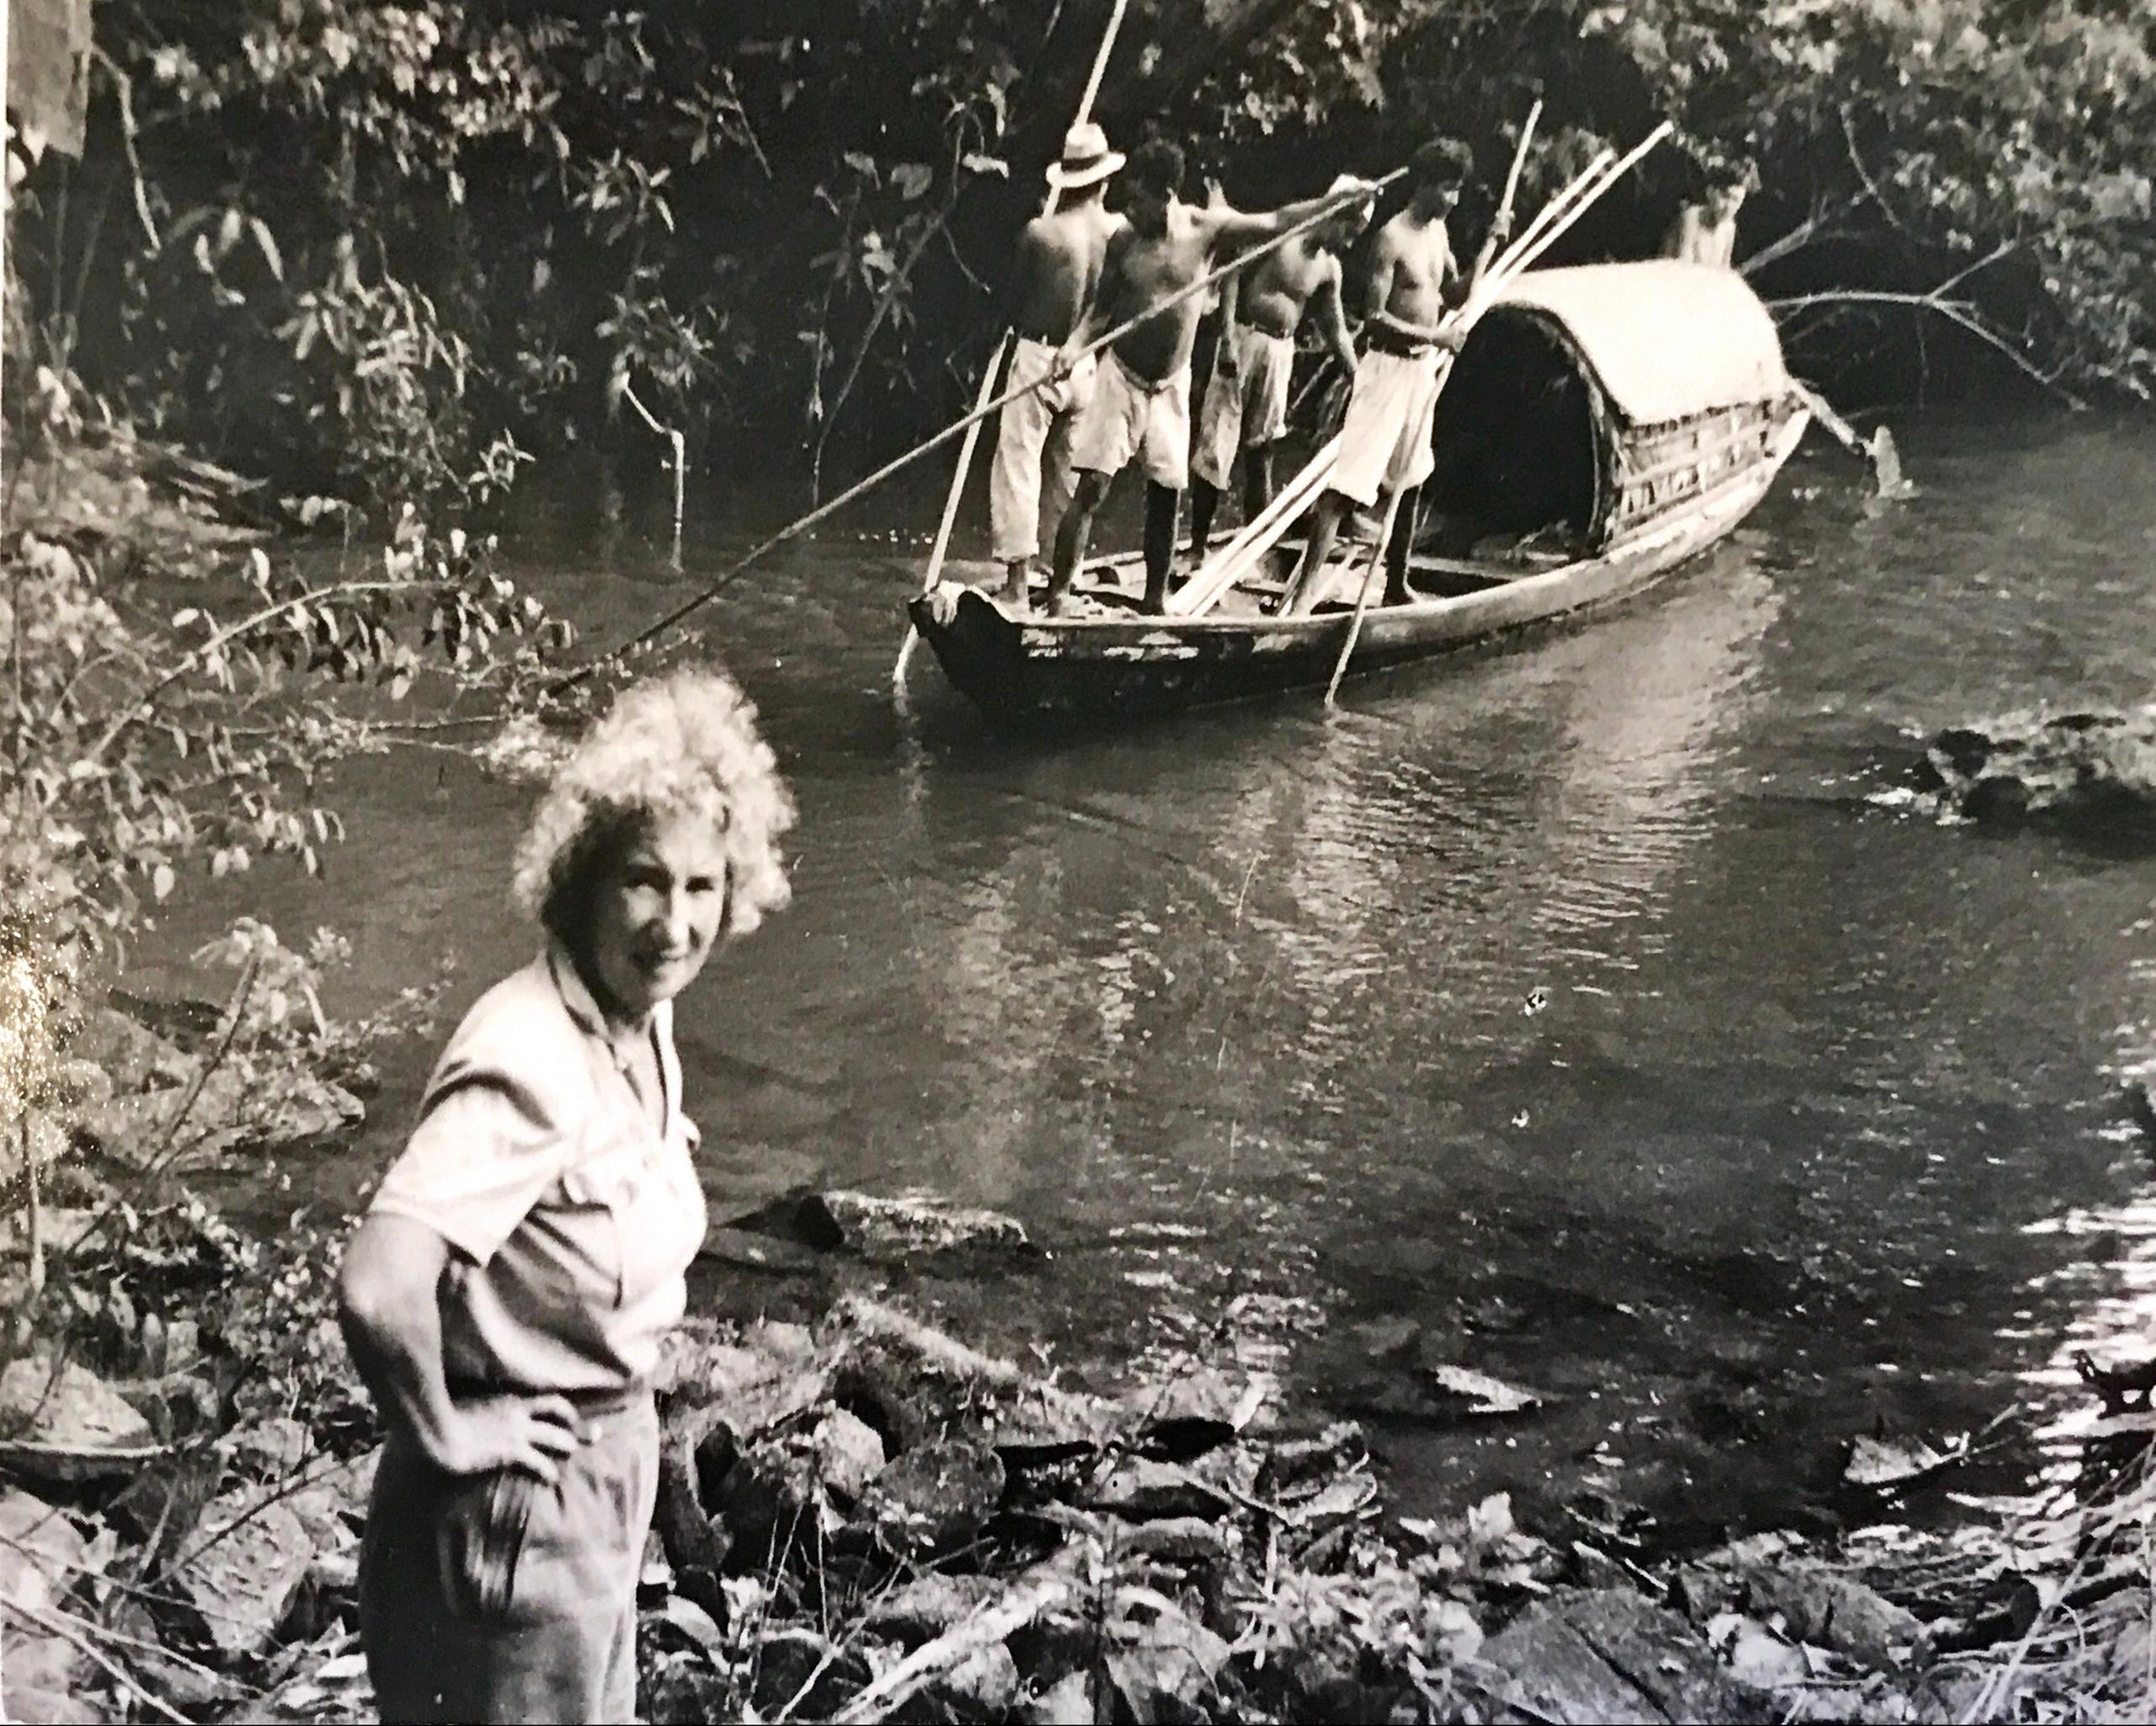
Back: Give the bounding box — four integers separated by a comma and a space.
941, 403, 1808, 649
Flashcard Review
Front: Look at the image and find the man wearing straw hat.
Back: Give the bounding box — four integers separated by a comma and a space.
1185, 174, 1370, 560
1283, 138, 1477, 616
1048, 140, 1377, 617
989, 121, 1128, 610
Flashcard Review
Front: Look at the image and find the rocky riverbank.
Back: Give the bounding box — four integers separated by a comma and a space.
8, 1123, 2156, 1723
3, 871, 2152, 1723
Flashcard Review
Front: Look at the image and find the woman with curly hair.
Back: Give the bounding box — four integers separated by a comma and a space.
338, 668, 793, 1723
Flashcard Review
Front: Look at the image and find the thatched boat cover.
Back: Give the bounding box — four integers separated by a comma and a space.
1486, 261, 1793, 426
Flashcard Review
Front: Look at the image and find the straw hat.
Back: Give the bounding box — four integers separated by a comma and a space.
1046, 122, 1125, 190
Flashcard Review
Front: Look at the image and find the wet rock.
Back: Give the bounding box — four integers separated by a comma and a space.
1420, 1360, 1549, 1418
1481, 1588, 1769, 1723
1104, 1595, 1231, 1722
1255, 1422, 1365, 1500
1735, 1558, 1926, 1671
1844, 1430, 1968, 1489
0, 1353, 162, 1482
716, 1438, 826, 1562
1124, 1368, 1272, 1460
863, 1436, 1006, 1554
733, 1187, 1033, 1262
1022, 1670, 1099, 1725
172, 1484, 318, 1658
750, 1626, 870, 1718
936, 1640, 1022, 1721
813, 1408, 887, 1503
862, 1573, 1005, 1645
989, 1389, 1118, 1465
0, 1488, 95, 1724
1086, 1457, 1231, 1521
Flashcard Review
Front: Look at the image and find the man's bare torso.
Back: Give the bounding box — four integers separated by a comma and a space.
1012, 202, 1123, 345
1372, 209, 1453, 335
1239, 233, 1338, 339
1102, 200, 1219, 382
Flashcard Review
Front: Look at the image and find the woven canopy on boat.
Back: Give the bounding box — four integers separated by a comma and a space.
1481, 261, 1793, 427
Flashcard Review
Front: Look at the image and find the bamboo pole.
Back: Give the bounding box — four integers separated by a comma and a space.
1321, 484, 1404, 707
566, 171, 1403, 688
1185, 111, 1628, 623
891, 0, 1133, 690
1466, 99, 1541, 294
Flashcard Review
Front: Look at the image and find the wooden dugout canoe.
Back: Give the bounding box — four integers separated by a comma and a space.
908, 261, 1812, 729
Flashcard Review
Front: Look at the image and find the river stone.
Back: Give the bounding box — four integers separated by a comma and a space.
937, 1640, 1022, 1722
862, 1436, 1005, 1553
1481, 1588, 1770, 1724
0, 1354, 161, 1482
734, 1187, 1033, 1261
0, 1488, 97, 1723
1086, 1456, 1231, 1521
1103, 1596, 1231, 1722
1124, 1367, 1272, 1459
812, 1407, 886, 1502
1735, 1558, 1926, 1671
862, 1572, 1004, 1645
173, 1484, 318, 1657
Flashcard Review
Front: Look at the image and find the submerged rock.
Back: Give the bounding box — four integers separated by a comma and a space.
729, 1187, 1034, 1262
1900, 706, 2156, 847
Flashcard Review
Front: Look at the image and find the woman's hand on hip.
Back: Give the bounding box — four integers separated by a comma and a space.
428, 1392, 584, 1483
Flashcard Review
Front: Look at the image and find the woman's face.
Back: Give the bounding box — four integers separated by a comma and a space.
584, 810, 729, 1023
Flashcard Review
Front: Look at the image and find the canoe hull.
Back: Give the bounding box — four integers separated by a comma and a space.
909, 409, 1806, 729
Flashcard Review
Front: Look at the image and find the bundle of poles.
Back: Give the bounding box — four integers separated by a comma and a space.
561, 51, 1673, 694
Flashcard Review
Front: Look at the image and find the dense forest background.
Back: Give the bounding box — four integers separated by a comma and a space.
6, 0, 2154, 510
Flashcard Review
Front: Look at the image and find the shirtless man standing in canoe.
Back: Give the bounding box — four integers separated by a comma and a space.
1283, 139, 1482, 615
1661, 158, 1757, 269
1186, 178, 1369, 557
990, 124, 1129, 609
1045, 141, 1376, 617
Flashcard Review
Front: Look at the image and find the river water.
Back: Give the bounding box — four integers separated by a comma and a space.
149, 411, 2156, 1543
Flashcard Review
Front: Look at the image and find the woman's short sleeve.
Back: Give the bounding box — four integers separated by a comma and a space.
369, 1071, 568, 1265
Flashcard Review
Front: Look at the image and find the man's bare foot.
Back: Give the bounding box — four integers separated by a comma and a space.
1041, 588, 1071, 618
1382, 579, 1430, 607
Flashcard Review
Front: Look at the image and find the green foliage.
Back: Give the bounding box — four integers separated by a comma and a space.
0, 390, 568, 1209
8, 0, 2153, 511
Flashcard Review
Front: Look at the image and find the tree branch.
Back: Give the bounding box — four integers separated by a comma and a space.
1767, 289, 2085, 408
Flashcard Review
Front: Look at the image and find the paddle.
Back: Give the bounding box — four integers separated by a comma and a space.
892, 0, 1133, 692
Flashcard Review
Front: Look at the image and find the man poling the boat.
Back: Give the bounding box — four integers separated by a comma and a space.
988, 122, 1129, 611
1043, 142, 1381, 618
1185, 174, 1373, 561
1281, 137, 1487, 617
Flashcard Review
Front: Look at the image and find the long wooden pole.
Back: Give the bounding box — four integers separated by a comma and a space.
1321, 484, 1404, 707
1466, 99, 1541, 294
892, 0, 1132, 690
564, 172, 1403, 688
1181, 121, 1671, 623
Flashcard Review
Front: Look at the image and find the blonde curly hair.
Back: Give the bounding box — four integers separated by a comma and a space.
511, 669, 795, 943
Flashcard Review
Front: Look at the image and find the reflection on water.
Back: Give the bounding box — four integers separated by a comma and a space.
152, 413, 2156, 1534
